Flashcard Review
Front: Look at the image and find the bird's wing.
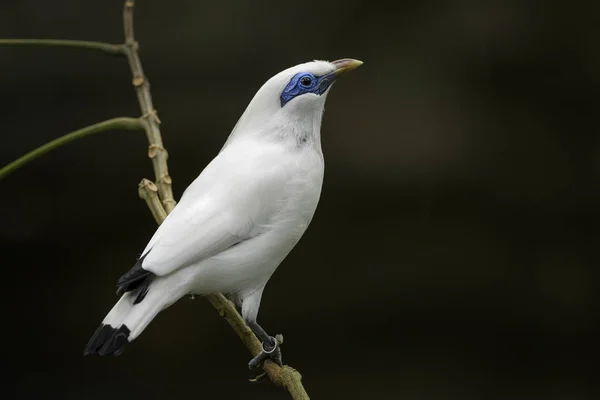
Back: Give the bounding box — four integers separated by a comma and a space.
140, 203, 251, 276
138, 140, 289, 276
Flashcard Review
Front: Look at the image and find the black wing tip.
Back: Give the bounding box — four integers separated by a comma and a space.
133, 281, 151, 304
83, 324, 112, 356
116, 252, 155, 297
84, 324, 131, 356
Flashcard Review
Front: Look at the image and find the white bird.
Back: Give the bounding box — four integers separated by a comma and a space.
84, 58, 363, 367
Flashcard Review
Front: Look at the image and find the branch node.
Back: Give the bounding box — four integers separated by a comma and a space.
161, 174, 172, 185
148, 144, 167, 159
142, 109, 161, 124
132, 76, 144, 87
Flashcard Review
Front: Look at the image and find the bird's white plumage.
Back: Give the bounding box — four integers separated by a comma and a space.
101, 60, 342, 340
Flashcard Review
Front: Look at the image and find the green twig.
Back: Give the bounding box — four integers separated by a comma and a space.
0, 117, 143, 182
0, 39, 125, 55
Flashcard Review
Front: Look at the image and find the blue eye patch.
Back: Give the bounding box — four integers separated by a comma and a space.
280, 72, 335, 107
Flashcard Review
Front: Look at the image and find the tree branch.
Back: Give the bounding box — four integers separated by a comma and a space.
0, 117, 143, 182
122, 0, 175, 213
0, 39, 124, 55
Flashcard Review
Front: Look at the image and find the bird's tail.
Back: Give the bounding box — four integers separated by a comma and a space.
84, 279, 184, 356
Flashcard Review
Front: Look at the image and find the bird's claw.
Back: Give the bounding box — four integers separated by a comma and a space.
249, 372, 267, 383
248, 334, 283, 369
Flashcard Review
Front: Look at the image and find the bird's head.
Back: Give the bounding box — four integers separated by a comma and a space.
227, 59, 362, 144
276, 58, 363, 109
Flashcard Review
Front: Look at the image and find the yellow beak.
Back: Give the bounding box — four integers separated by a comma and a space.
332, 58, 364, 76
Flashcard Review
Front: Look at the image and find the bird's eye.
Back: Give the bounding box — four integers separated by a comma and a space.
300, 76, 313, 87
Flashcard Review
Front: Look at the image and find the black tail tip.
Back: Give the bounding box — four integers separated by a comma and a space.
84, 324, 131, 356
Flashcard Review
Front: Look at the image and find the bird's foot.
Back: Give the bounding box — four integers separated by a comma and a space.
248, 334, 283, 369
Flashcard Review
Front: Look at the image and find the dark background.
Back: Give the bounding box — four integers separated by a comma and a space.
1, 0, 597, 398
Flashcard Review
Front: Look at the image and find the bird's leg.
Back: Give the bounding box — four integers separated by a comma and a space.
246, 320, 283, 369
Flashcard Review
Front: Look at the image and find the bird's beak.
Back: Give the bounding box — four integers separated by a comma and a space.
331, 58, 363, 76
